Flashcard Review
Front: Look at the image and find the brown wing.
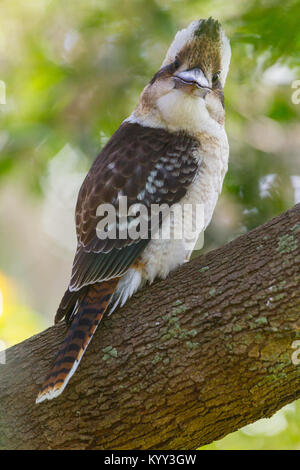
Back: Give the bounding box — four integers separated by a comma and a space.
70, 122, 200, 291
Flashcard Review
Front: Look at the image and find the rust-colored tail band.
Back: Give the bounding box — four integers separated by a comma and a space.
36, 279, 118, 403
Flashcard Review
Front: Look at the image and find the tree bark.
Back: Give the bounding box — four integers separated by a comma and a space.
0, 204, 299, 450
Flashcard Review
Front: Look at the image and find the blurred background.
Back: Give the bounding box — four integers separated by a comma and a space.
0, 0, 299, 449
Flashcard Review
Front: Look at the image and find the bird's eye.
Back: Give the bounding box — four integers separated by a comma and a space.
212, 71, 221, 83
174, 57, 180, 69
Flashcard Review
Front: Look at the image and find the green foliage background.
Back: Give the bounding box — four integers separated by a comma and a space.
0, 0, 299, 449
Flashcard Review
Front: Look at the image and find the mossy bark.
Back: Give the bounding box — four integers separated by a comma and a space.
0, 204, 299, 450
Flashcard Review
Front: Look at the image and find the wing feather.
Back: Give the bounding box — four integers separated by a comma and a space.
70, 122, 200, 291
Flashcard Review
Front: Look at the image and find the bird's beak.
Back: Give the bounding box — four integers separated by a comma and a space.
174, 68, 210, 96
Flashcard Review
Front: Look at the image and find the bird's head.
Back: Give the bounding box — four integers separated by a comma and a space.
133, 18, 231, 132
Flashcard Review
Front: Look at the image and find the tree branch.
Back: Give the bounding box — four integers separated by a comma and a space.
0, 205, 300, 450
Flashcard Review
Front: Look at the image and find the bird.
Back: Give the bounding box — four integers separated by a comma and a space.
36, 17, 231, 403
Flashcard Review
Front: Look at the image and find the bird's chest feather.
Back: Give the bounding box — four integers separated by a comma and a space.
184, 128, 229, 227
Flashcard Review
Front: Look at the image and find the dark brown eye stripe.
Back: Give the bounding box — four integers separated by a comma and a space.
149, 59, 181, 85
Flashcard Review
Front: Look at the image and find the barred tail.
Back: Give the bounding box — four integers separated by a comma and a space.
36, 280, 118, 404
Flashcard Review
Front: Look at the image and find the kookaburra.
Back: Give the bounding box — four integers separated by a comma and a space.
36, 18, 231, 403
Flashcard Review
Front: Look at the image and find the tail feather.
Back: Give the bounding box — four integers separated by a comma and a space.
54, 286, 88, 325
36, 279, 118, 404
